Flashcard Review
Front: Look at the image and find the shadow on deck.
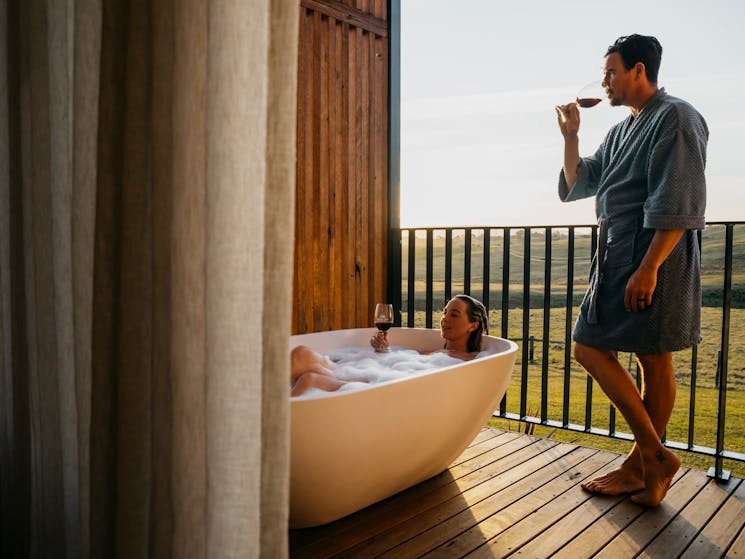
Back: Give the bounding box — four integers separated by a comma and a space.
289, 427, 745, 558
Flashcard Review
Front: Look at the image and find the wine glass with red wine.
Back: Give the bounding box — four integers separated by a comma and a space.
575, 80, 605, 108
373, 303, 394, 353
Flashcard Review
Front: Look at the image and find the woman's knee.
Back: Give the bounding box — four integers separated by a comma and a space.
291, 345, 319, 379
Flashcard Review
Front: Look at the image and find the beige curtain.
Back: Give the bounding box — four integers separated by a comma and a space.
0, 0, 298, 557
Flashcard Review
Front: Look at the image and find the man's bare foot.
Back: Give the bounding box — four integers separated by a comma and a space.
631, 447, 680, 507
581, 457, 644, 495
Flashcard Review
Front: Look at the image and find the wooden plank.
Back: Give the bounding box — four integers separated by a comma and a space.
550, 467, 688, 559
359, 444, 594, 557
498, 461, 628, 558
374, 0, 386, 20
344, 22, 358, 328
369, 30, 383, 307
677, 478, 745, 559
296, 7, 315, 332
291, 433, 553, 558
725, 521, 745, 556
294, 8, 304, 332
357, 25, 370, 324
310, 10, 323, 329
465, 427, 505, 448
452, 430, 521, 465
300, 0, 388, 37
318, 9, 330, 330
339, 21, 352, 330
424, 451, 621, 558
593, 469, 710, 558
327, 15, 341, 330
448, 434, 551, 481
640, 476, 739, 558
370, 35, 390, 308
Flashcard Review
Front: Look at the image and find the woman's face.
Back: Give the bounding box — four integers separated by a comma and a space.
439, 298, 478, 346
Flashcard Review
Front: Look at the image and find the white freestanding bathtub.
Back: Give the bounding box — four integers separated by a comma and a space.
289, 327, 517, 528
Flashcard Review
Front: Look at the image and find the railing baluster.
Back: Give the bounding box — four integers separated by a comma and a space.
689, 229, 702, 450
520, 228, 531, 419
425, 229, 433, 328
445, 229, 452, 301
407, 229, 415, 327
464, 228, 472, 295
586, 227, 597, 432
501, 228, 510, 340
541, 227, 552, 423
688, 345, 698, 450
710, 223, 734, 480
563, 227, 575, 427
483, 228, 491, 312
500, 228, 510, 414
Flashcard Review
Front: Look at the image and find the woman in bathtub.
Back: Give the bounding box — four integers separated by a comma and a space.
291, 294, 489, 396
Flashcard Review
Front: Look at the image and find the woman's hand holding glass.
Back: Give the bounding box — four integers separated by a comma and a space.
370, 330, 389, 352
373, 303, 393, 353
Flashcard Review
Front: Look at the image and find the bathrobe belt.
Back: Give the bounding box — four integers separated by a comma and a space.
587, 218, 608, 325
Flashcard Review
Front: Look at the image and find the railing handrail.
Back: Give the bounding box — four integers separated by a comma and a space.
398, 220, 745, 230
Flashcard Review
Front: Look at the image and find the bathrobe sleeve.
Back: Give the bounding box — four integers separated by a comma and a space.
644, 106, 708, 230
558, 133, 608, 202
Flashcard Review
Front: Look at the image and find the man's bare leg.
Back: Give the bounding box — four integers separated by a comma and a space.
574, 343, 679, 506
582, 352, 677, 495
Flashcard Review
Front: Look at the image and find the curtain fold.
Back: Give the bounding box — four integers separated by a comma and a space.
1, 0, 297, 557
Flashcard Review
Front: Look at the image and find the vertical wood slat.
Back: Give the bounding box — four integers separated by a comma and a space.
293, 2, 388, 333
347, 23, 358, 326
355, 25, 367, 324
317, 11, 329, 330
310, 10, 322, 329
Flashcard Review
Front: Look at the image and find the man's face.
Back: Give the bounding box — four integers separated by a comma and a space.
602, 52, 633, 107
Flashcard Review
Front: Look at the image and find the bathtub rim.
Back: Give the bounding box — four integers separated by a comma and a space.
289, 327, 518, 399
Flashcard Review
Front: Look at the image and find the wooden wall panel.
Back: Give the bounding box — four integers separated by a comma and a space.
293, 0, 389, 333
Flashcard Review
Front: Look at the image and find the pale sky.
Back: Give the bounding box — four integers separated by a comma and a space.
400, 0, 745, 227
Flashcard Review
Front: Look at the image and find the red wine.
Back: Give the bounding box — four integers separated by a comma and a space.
576, 97, 602, 108
375, 322, 393, 331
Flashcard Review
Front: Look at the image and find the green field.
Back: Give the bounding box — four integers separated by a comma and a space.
400, 224, 745, 477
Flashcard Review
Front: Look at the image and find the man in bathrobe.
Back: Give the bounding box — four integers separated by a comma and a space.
555, 34, 707, 507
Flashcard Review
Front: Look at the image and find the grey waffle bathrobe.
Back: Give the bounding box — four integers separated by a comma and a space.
559, 89, 708, 353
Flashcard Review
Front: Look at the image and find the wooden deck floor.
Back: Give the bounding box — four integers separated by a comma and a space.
289, 428, 745, 558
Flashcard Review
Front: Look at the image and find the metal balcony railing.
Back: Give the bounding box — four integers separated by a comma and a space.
390, 221, 745, 479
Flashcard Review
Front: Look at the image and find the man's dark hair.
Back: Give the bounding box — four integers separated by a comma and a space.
606, 34, 663, 84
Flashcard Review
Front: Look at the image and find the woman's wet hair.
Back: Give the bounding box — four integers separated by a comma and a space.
452, 294, 489, 352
